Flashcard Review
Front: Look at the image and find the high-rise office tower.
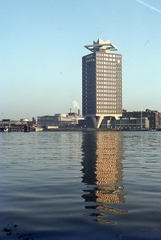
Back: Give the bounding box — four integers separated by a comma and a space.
82, 39, 122, 128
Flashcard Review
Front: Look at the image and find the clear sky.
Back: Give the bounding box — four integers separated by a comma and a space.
0, 0, 161, 120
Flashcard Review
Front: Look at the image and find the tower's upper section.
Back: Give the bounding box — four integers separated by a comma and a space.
84, 39, 118, 53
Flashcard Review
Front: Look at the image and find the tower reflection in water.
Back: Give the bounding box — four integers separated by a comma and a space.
81, 131, 127, 224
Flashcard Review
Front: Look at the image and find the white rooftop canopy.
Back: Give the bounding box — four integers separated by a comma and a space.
84, 39, 118, 53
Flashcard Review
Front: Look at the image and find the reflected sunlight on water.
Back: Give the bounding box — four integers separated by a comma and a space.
81, 132, 127, 225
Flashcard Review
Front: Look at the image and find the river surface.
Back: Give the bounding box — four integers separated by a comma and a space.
0, 131, 161, 240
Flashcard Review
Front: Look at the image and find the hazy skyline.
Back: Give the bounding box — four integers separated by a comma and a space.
0, 0, 161, 120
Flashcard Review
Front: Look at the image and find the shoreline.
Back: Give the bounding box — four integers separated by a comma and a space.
1, 126, 160, 132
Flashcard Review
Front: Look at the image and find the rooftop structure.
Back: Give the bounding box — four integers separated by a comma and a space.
84, 39, 118, 53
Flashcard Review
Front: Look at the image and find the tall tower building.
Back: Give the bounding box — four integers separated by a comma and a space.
82, 39, 122, 128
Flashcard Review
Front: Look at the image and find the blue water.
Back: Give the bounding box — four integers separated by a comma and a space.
0, 131, 161, 239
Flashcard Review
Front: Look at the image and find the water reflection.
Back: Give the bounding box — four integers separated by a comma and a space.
81, 131, 127, 224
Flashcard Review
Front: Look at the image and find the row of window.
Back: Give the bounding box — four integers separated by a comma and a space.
96, 61, 119, 65
97, 73, 117, 77
97, 85, 116, 89
84, 54, 94, 59
97, 69, 117, 73
97, 101, 116, 105
96, 65, 117, 69
83, 64, 121, 70
97, 93, 116, 97
96, 80, 117, 85
97, 69, 121, 76
97, 110, 117, 113
97, 65, 117, 72
85, 59, 95, 63
97, 68, 121, 72
97, 89, 116, 93
97, 78, 121, 81
97, 57, 119, 62
97, 106, 117, 109
97, 54, 121, 58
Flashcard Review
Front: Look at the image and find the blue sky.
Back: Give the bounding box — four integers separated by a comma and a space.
0, 0, 161, 120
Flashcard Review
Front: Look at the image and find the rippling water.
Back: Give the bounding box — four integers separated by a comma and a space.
1, 131, 161, 239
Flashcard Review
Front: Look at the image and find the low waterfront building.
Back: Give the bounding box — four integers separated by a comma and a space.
122, 109, 161, 130
111, 117, 149, 130
0, 118, 35, 132
37, 113, 84, 128
78, 115, 150, 130
37, 115, 56, 127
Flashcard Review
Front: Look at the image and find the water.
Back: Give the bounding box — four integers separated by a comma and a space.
0, 131, 161, 240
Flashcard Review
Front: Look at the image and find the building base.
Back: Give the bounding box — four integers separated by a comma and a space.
84, 114, 122, 128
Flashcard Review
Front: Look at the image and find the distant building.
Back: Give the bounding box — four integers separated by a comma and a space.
111, 117, 149, 130
122, 109, 161, 130
0, 118, 35, 132
82, 39, 122, 128
37, 113, 84, 128
37, 115, 56, 127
